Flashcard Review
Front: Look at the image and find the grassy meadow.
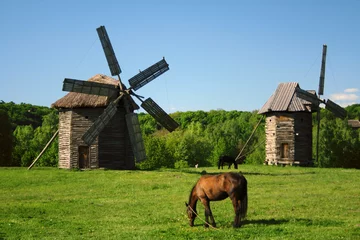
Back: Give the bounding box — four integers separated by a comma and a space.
0, 165, 359, 239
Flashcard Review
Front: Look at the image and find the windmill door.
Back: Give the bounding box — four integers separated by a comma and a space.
78, 146, 90, 169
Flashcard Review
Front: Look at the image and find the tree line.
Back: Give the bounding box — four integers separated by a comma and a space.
0, 101, 359, 168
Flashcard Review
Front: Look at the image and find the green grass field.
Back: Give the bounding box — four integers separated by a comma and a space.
0, 166, 359, 239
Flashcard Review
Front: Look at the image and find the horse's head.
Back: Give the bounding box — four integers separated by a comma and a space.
185, 202, 196, 227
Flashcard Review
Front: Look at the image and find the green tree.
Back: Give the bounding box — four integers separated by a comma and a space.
137, 135, 173, 169
12, 125, 35, 166
0, 101, 54, 131
317, 115, 360, 168
0, 110, 13, 166
164, 124, 213, 168
345, 104, 360, 119
32, 111, 59, 167
11, 111, 59, 167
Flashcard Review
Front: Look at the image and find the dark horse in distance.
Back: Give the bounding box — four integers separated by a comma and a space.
185, 172, 248, 228
218, 155, 238, 169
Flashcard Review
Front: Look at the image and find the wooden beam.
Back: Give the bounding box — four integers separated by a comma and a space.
235, 115, 263, 162
28, 130, 59, 170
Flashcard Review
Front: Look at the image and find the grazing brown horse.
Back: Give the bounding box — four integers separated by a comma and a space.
185, 172, 248, 228
218, 155, 238, 169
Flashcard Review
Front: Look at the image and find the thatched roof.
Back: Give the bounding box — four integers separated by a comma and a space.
52, 74, 139, 110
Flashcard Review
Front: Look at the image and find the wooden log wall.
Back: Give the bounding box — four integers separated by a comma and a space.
58, 105, 135, 170
70, 108, 103, 168
58, 111, 71, 169
265, 113, 295, 165
265, 112, 313, 166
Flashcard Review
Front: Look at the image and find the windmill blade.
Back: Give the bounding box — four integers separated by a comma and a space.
128, 58, 169, 91
82, 95, 124, 145
295, 87, 321, 106
96, 26, 122, 76
141, 98, 179, 132
63, 78, 118, 97
125, 113, 146, 162
325, 99, 347, 119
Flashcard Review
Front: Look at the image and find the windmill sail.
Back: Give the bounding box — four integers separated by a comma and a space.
128, 58, 169, 91
325, 99, 347, 119
82, 95, 124, 145
295, 87, 321, 105
63, 78, 118, 97
141, 98, 179, 132
97, 26, 122, 76
126, 113, 146, 162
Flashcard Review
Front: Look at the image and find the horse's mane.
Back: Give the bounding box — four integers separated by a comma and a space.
188, 185, 196, 204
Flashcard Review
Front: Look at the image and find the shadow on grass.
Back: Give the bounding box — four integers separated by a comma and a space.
241, 171, 317, 176
243, 218, 289, 225
164, 169, 317, 177
190, 218, 289, 228
144, 167, 318, 177
0, 232, 6, 240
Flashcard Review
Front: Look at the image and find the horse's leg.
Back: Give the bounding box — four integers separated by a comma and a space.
231, 197, 241, 228
200, 198, 216, 228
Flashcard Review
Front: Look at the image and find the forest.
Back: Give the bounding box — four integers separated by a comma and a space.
0, 101, 359, 169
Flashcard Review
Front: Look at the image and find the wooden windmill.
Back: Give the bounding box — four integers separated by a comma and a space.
258, 45, 346, 166
295, 45, 347, 163
53, 25, 178, 169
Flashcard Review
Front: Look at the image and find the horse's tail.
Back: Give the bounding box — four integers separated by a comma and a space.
240, 176, 248, 219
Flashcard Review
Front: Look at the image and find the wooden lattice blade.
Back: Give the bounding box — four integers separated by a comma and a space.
325, 99, 347, 119
125, 113, 146, 162
82, 96, 123, 145
96, 26, 121, 76
141, 98, 179, 132
63, 78, 118, 97
128, 58, 169, 91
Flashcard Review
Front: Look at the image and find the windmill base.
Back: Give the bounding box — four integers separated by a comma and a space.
264, 159, 313, 167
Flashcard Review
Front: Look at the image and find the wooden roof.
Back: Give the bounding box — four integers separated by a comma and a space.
258, 82, 317, 114
52, 74, 139, 110
348, 119, 360, 129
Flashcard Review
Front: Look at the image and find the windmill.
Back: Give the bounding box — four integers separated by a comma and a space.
295, 45, 347, 163
62, 26, 179, 163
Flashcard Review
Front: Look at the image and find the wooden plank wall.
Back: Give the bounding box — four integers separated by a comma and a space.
294, 112, 313, 165
99, 106, 135, 169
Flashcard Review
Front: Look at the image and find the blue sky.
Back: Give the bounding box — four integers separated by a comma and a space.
0, 0, 359, 113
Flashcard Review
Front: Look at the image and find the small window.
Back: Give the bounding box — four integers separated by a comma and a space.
281, 143, 289, 158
